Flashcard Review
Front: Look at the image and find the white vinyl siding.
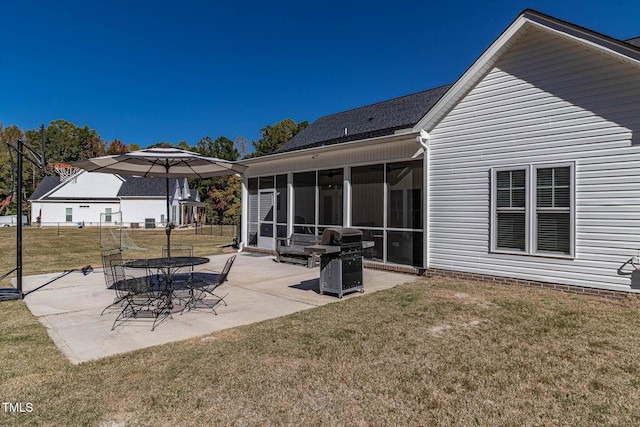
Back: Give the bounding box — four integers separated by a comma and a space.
428, 27, 640, 292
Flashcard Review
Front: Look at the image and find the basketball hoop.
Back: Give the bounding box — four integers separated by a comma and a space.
48, 163, 81, 183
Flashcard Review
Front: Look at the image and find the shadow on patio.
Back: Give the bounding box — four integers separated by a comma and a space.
20, 252, 414, 364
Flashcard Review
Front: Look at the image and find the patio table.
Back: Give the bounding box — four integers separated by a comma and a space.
125, 256, 210, 327
127, 256, 210, 271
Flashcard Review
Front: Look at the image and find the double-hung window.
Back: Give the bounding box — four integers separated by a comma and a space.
495, 168, 527, 251
491, 163, 574, 257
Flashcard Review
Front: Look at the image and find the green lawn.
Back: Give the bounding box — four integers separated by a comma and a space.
1, 228, 640, 425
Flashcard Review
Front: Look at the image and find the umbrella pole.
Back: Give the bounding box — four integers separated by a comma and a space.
165, 173, 171, 259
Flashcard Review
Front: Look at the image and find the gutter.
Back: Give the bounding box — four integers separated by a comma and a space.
242, 129, 420, 165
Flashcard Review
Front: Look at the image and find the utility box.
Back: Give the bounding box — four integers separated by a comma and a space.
144, 218, 155, 229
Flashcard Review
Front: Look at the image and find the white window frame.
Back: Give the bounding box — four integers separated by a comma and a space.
491, 162, 575, 258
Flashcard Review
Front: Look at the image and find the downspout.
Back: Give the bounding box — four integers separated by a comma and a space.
238, 175, 248, 252
412, 129, 430, 158
415, 130, 430, 273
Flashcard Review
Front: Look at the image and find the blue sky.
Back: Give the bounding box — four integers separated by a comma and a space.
2, 0, 639, 150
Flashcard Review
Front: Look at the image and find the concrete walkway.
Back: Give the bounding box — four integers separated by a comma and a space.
20, 252, 414, 364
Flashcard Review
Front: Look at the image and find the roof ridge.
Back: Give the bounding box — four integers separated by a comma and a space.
316, 83, 454, 120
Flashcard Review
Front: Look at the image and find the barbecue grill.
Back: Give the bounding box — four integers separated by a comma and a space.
317, 227, 364, 298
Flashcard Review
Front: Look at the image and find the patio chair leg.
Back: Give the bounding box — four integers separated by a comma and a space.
150, 295, 174, 331
101, 295, 127, 316
111, 300, 136, 331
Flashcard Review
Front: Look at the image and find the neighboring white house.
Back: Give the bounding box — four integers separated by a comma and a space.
239, 9, 640, 295
29, 170, 202, 227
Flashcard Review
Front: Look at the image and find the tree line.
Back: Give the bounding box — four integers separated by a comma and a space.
0, 118, 308, 224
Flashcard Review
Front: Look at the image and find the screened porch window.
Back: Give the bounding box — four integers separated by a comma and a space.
318, 168, 343, 227
293, 171, 316, 235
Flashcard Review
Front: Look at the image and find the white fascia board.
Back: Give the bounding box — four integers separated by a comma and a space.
241, 131, 420, 166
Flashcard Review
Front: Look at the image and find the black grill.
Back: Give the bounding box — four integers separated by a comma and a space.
319, 228, 364, 298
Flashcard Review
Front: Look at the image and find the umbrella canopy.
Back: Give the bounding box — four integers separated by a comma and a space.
71, 147, 247, 178
71, 147, 248, 257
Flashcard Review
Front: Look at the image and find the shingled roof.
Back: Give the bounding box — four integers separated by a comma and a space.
626, 37, 640, 48
276, 84, 452, 154
117, 176, 176, 197
28, 176, 61, 200
29, 174, 189, 202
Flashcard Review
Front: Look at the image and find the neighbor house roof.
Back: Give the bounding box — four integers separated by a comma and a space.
30, 174, 183, 201
29, 176, 61, 200
276, 84, 452, 154
117, 176, 179, 198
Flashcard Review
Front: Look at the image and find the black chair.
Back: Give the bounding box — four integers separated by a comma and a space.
162, 244, 194, 303
100, 248, 124, 315
109, 258, 156, 330
182, 255, 235, 315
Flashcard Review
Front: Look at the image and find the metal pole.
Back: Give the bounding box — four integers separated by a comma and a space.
165, 171, 171, 259
16, 139, 23, 297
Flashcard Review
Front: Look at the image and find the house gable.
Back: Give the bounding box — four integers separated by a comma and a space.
414, 9, 640, 134
37, 171, 124, 200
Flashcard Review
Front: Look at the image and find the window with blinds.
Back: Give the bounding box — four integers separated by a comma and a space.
491, 163, 573, 257
536, 166, 571, 254
496, 169, 526, 251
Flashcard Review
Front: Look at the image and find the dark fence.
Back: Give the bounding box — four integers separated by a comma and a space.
195, 223, 238, 238
30, 221, 239, 239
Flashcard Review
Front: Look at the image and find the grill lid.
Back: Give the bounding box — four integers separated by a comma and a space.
321, 227, 363, 245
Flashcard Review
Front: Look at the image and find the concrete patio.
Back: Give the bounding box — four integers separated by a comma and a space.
20, 252, 414, 364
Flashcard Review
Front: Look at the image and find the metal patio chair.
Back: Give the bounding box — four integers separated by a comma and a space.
109, 258, 157, 330
182, 255, 235, 315
100, 248, 124, 315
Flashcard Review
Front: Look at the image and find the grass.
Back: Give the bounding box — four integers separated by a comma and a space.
0, 226, 235, 286
2, 229, 640, 425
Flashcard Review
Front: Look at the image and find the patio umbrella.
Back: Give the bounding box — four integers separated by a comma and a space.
71, 147, 247, 257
